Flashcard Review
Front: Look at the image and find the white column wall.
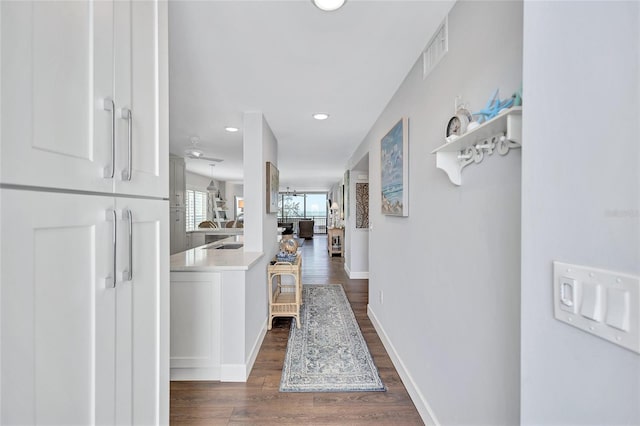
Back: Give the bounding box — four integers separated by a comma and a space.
521, 2, 640, 424
242, 111, 278, 371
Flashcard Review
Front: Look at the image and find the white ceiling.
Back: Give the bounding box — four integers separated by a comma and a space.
168, 0, 454, 191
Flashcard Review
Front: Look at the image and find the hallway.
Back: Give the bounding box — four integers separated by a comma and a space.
170, 235, 423, 425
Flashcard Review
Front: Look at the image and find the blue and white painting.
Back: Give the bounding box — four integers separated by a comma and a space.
381, 118, 408, 216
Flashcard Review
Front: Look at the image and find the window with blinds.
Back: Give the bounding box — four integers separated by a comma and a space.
186, 190, 208, 231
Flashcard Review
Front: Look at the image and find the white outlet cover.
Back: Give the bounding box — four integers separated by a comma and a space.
553, 261, 640, 354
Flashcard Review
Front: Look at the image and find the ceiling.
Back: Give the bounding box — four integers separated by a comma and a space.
168, 0, 454, 191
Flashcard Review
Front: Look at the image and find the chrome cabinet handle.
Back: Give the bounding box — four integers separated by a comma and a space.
120, 108, 132, 181
106, 209, 117, 288
122, 209, 133, 282
103, 98, 115, 178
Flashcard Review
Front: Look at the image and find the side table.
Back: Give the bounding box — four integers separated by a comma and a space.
327, 227, 344, 257
267, 253, 302, 329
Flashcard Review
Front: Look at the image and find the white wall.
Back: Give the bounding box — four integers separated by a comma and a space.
242, 112, 278, 367
521, 2, 640, 424
345, 168, 369, 279
357, 1, 523, 424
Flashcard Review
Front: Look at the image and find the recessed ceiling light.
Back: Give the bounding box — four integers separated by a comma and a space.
225, 126, 239, 133
312, 113, 330, 120
312, 0, 346, 12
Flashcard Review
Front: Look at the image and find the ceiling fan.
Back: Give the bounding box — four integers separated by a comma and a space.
184, 136, 223, 162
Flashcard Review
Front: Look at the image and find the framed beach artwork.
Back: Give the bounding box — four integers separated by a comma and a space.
380, 117, 408, 216
266, 161, 279, 214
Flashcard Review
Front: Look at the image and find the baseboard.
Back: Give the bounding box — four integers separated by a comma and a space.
170, 367, 221, 381
221, 321, 267, 382
344, 263, 369, 279
246, 322, 267, 377
220, 364, 247, 382
367, 305, 440, 426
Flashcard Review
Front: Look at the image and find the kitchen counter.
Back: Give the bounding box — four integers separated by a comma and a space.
170, 234, 269, 382
170, 235, 263, 272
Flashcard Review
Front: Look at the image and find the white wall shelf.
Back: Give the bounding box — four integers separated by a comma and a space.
432, 106, 522, 185
212, 198, 228, 228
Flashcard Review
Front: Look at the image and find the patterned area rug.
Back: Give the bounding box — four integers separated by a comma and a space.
280, 284, 386, 392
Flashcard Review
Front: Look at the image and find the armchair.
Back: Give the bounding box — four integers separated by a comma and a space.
298, 220, 314, 239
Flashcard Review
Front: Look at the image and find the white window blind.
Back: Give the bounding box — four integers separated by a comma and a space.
186, 190, 208, 231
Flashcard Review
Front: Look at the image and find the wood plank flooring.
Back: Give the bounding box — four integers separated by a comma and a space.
170, 235, 424, 425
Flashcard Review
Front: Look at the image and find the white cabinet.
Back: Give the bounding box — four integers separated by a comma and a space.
0, 0, 168, 198
169, 156, 186, 207
170, 272, 221, 380
0, 1, 169, 424
169, 157, 186, 254
171, 207, 187, 255
0, 189, 169, 425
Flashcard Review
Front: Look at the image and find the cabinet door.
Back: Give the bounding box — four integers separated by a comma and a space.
0, 1, 115, 193
114, 198, 169, 425
113, 0, 168, 199
0, 190, 116, 425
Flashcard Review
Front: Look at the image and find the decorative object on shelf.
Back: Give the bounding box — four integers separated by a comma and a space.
432, 106, 522, 186
266, 161, 279, 214
380, 117, 409, 216
275, 252, 298, 263
472, 88, 515, 124
446, 109, 472, 141
280, 237, 299, 254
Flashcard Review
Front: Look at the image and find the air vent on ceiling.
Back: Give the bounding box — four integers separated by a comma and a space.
422, 16, 448, 80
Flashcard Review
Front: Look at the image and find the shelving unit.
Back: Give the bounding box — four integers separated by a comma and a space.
212, 197, 228, 228
432, 106, 522, 185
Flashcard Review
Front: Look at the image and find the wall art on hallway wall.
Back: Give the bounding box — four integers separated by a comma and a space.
380, 117, 408, 216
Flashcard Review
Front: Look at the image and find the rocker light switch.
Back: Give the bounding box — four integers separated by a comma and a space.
606, 288, 630, 331
580, 282, 603, 321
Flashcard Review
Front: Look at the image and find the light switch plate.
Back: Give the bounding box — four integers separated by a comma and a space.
553, 261, 640, 354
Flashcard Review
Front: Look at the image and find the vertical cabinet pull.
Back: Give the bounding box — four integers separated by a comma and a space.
103, 98, 116, 179
106, 209, 117, 288
123, 209, 133, 282
120, 108, 133, 181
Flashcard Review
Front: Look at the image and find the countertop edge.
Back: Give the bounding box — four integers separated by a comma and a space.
169, 251, 264, 272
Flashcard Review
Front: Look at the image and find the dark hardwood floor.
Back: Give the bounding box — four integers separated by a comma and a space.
170, 235, 424, 425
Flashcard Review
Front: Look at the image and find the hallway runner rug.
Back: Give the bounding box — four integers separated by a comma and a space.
279, 284, 386, 392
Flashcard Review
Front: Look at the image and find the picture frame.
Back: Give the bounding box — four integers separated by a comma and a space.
380, 117, 408, 216
356, 182, 369, 229
266, 161, 279, 214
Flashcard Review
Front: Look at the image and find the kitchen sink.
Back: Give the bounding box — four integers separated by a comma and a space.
213, 243, 243, 250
